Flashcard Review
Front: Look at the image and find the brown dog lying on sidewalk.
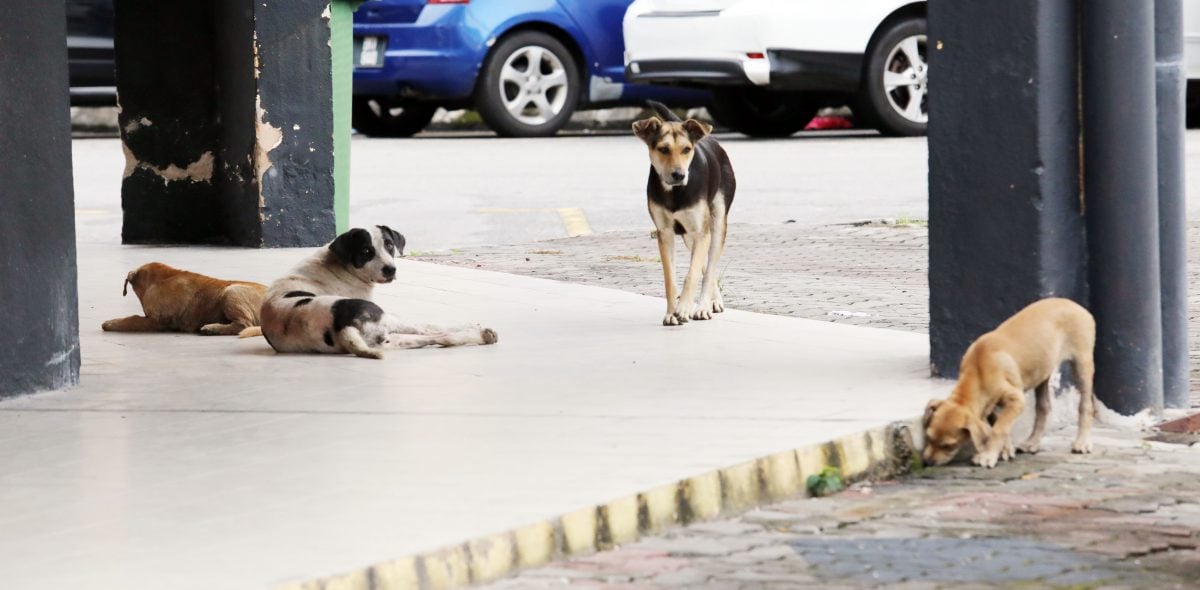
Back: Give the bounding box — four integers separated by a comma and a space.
101, 262, 267, 335
922, 297, 1096, 468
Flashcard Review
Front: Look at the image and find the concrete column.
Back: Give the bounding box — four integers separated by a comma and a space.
0, 3, 82, 397
928, 0, 1086, 377
114, 0, 354, 247
1081, 0, 1164, 415
1155, 0, 1190, 409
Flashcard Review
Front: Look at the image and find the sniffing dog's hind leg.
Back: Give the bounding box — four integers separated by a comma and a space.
102, 315, 167, 332
1017, 380, 1052, 454
336, 326, 384, 359
1072, 355, 1096, 454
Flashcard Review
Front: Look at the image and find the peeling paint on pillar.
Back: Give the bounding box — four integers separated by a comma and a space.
113, 0, 337, 247
252, 0, 337, 247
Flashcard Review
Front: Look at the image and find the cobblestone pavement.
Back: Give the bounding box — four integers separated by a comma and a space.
421, 221, 1200, 588
414, 222, 929, 332
478, 426, 1200, 589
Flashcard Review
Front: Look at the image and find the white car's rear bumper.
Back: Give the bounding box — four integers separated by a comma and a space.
624, 10, 771, 86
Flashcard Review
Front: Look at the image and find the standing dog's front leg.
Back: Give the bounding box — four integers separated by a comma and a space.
973, 386, 1025, 468
655, 227, 682, 326
675, 231, 711, 322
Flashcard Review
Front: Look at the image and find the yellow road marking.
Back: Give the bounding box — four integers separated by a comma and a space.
476, 207, 593, 237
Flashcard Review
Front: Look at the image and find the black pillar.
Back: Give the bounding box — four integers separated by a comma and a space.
113, 0, 336, 247
0, 3, 82, 397
1155, 0, 1189, 409
1082, 1, 1164, 415
928, 0, 1086, 377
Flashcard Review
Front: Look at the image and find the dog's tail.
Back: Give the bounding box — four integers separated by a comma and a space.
646, 100, 681, 122
238, 326, 263, 339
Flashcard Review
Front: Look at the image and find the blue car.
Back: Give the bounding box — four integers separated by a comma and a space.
352, 0, 707, 137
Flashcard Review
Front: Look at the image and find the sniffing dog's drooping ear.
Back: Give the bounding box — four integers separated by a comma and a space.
922, 399, 942, 426
377, 225, 406, 256
683, 119, 713, 143
329, 228, 375, 268
965, 414, 991, 451
632, 117, 663, 145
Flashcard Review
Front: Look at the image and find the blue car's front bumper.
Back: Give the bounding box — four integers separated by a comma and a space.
353, 5, 485, 101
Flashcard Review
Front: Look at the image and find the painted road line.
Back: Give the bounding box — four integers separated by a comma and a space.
475, 207, 593, 238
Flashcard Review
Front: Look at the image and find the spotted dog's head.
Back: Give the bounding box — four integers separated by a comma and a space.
632, 115, 713, 187
328, 225, 406, 284
921, 398, 990, 466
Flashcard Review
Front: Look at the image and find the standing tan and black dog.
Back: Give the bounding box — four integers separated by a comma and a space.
633, 101, 736, 326
102, 263, 266, 335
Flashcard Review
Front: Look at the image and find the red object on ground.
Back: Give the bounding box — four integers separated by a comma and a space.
1158, 412, 1200, 433
804, 116, 855, 130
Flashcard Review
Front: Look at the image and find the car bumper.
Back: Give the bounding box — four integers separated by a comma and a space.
352, 6, 484, 101
626, 50, 861, 93
623, 6, 862, 92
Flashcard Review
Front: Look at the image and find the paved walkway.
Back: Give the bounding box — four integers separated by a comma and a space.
418, 221, 1200, 588
415, 220, 1200, 394
0, 242, 940, 589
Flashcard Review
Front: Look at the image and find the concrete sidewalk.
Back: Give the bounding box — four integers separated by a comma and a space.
0, 242, 942, 589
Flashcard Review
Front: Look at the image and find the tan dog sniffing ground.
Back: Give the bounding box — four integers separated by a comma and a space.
922, 297, 1097, 468
102, 262, 267, 336
634, 101, 735, 326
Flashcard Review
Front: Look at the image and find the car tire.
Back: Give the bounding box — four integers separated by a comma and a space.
352, 97, 437, 138
707, 87, 818, 138
860, 16, 928, 137
476, 31, 581, 137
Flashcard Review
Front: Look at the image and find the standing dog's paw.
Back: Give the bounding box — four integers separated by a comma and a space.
1071, 439, 1093, 454
691, 306, 712, 321
663, 313, 685, 326
1000, 441, 1015, 462
712, 300, 725, 314
675, 302, 697, 323
481, 328, 499, 345
1016, 441, 1040, 455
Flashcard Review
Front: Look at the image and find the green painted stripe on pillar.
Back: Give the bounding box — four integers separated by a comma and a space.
330, 0, 360, 235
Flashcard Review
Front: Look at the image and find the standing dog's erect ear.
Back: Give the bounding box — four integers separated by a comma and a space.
632, 116, 663, 144
683, 119, 713, 143
377, 225, 406, 256
922, 399, 943, 426
328, 228, 373, 267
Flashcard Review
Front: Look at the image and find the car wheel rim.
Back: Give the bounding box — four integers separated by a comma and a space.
499, 45, 569, 126
882, 34, 928, 124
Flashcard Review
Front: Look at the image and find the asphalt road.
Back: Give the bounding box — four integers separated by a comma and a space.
71, 129, 1200, 251
72, 130, 927, 249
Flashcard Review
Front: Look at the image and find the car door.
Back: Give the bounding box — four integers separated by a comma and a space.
557, 0, 633, 82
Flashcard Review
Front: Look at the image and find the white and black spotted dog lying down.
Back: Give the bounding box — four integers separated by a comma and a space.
244, 225, 498, 359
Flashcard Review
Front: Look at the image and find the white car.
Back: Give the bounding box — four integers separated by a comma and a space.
624, 0, 930, 137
